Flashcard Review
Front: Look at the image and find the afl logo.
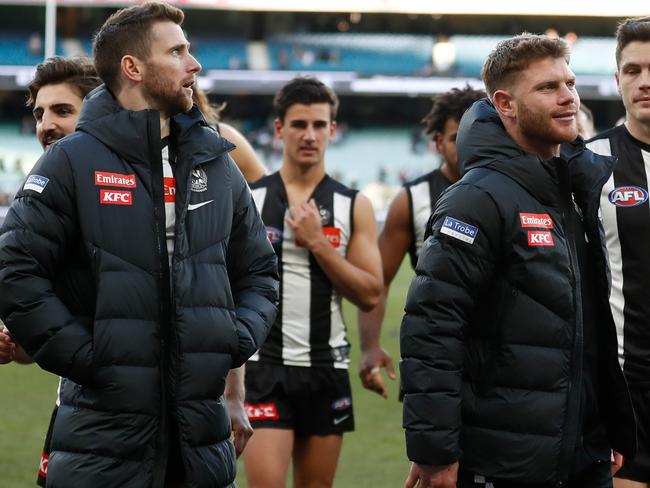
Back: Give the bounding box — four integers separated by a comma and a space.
608, 186, 649, 207
265, 226, 282, 244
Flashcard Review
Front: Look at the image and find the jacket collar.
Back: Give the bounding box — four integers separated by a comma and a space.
457, 98, 614, 206
77, 84, 234, 167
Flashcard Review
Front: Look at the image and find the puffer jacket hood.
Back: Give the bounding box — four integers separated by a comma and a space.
77, 84, 234, 166
457, 98, 615, 206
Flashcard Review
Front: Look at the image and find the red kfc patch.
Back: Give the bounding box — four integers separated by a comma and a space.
245, 402, 280, 421
38, 451, 48, 478
296, 226, 341, 248
520, 213, 553, 229
164, 177, 176, 203
95, 171, 136, 188
528, 231, 554, 247
100, 189, 132, 206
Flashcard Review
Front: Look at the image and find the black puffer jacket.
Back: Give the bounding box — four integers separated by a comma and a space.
0, 85, 278, 487
400, 99, 636, 483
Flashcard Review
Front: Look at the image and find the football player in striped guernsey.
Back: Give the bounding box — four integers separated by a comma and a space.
243, 76, 383, 488
357, 86, 485, 398
586, 17, 650, 488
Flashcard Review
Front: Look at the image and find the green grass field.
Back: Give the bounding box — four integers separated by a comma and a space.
0, 260, 414, 487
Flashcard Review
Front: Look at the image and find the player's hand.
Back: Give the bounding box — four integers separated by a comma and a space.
0, 326, 16, 364
227, 398, 254, 458
359, 347, 396, 398
287, 199, 325, 249
611, 450, 624, 476
404, 461, 458, 488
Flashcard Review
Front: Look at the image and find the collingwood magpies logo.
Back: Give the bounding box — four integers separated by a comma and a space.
191, 167, 208, 192
318, 206, 331, 225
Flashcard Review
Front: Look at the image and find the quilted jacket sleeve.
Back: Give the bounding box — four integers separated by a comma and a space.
400, 182, 501, 465
226, 159, 279, 368
0, 144, 93, 385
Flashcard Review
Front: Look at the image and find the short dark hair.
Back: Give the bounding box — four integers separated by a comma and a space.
273, 76, 339, 123
93, 1, 184, 93
422, 85, 486, 138
615, 17, 650, 68
481, 33, 570, 98
26, 56, 101, 108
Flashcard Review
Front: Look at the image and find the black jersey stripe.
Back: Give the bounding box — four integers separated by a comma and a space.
255, 173, 286, 363
611, 132, 650, 384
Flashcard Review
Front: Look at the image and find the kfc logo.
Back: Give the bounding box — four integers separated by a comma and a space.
296, 226, 341, 248
519, 213, 553, 229
528, 231, 554, 247
38, 452, 49, 478
164, 177, 176, 203
95, 171, 136, 188
100, 189, 132, 206
245, 402, 279, 421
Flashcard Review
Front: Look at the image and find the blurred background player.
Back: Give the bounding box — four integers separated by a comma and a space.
586, 16, 650, 488
578, 103, 597, 138
243, 76, 383, 488
356, 85, 485, 397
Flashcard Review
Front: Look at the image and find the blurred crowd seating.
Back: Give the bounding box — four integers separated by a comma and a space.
0, 31, 618, 77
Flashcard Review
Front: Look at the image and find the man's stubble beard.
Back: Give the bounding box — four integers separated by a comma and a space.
142, 63, 192, 118
518, 99, 577, 146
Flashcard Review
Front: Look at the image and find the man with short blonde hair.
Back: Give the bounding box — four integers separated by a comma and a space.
401, 33, 636, 488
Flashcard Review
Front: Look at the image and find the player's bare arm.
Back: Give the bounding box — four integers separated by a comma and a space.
287, 195, 382, 311
224, 365, 253, 457
219, 122, 267, 183
357, 188, 411, 396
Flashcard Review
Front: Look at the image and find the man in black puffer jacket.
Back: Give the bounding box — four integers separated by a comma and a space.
401, 34, 637, 488
0, 3, 278, 487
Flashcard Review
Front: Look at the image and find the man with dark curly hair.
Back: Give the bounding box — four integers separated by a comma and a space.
356, 85, 484, 398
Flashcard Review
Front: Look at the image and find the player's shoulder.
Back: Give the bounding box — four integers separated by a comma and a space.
586, 125, 626, 155
324, 173, 357, 198
249, 171, 281, 190
404, 169, 441, 189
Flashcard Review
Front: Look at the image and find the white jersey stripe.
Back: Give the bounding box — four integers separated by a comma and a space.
409, 179, 432, 258
281, 208, 313, 366
251, 187, 267, 216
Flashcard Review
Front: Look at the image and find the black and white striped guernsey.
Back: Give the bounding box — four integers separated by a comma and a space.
249, 172, 357, 369
587, 125, 650, 387
404, 169, 453, 268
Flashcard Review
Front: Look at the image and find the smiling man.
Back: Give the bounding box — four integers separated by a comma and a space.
400, 33, 636, 488
27, 56, 100, 150
586, 17, 650, 488
0, 3, 278, 487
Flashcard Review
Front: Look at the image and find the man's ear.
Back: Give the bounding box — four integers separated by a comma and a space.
615, 70, 622, 97
273, 118, 283, 139
492, 89, 516, 119
120, 55, 144, 83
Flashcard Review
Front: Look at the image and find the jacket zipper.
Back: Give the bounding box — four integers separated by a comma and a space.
149, 112, 171, 488
556, 189, 584, 485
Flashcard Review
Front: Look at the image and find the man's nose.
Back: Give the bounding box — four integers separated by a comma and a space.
188, 53, 201, 74
40, 111, 57, 131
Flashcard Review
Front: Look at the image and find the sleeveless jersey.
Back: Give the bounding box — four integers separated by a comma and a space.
249, 172, 357, 369
587, 124, 650, 386
404, 169, 453, 268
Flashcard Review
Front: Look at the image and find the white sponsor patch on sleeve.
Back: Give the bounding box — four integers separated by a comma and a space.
440, 216, 478, 244
24, 175, 50, 194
